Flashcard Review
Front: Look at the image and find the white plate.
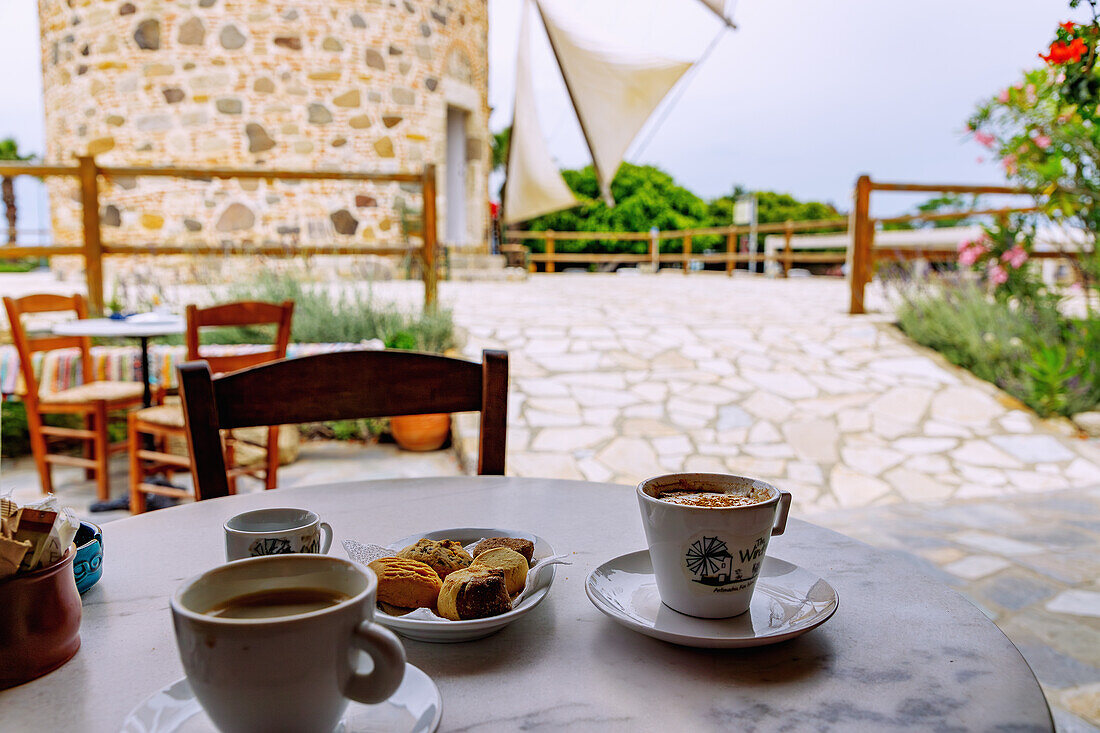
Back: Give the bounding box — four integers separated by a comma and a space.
119, 663, 441, 733
585, 550, 839, 648
379, 527, 556, 643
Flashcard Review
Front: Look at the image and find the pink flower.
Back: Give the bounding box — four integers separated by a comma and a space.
974, 131, 996, 148
988, 263, 1009, 285
1034, 134, 1052, 148
958, 242, 987, 266
976, 156, 985, 164
1002, 244, 1029, 268
1002, 154, 1018, 175
998, 89, 1010, 103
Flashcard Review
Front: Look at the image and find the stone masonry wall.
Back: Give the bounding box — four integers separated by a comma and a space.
38, 0, 490, 275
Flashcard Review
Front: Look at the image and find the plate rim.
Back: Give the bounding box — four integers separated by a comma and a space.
120, 663, 442, 733
375, 527, 556, 632
584, 549, 839, 649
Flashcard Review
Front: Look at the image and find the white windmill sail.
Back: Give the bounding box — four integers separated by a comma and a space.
502, 0, 579, 225
697, 0, 737, 27
536, 0, 692, 206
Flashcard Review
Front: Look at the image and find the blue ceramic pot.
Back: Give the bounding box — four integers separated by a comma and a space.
73, 521, 103, 594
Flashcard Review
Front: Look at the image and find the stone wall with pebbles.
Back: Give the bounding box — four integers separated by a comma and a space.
38, 0, 489, 268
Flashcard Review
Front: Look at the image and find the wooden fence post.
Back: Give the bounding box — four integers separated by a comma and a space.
782, 220, 794, 278
545, 231, 555, 273
77, 155, 104, 315
421, 163, 438, 309
682, 236, 691, 274
848, 175, 873, 314
726, 232, 735, 276
650, 227, 659, 272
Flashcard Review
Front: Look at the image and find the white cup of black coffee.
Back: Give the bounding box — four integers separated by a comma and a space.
170, 554, 406, 733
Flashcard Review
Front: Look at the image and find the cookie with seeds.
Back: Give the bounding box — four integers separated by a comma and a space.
397, 538, 473, 581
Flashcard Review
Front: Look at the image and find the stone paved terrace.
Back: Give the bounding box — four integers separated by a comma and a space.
437, 273, 1100, 515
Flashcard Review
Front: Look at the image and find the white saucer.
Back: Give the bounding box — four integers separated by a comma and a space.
378, 528, 556, 643
119, 663, 442, 732
585, 550, 839, 648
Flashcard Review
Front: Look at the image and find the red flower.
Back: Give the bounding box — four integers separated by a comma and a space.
1041, 37, 1089, 64
1061, 21, 1076, 34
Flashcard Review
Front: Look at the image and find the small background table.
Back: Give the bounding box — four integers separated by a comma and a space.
52, 315, 185, 408
0, 477, 1053, 731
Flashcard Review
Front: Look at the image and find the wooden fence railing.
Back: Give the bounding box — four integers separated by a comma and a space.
506, 176, 1081, 315
503, 217, 849, 275
847, 176, 1052, 314
0, 157, 439, 312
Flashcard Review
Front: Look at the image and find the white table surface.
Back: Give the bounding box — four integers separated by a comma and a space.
2, 477, 1053, 732
52, 315, 185, 339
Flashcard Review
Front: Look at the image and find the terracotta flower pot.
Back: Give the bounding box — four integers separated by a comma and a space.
391, 413, 451, 452
0, 547, 82, 689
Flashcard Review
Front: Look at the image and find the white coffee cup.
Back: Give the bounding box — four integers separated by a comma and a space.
170, 554, 406, 733
224, 507, 333, 562
637, 473, 792, 619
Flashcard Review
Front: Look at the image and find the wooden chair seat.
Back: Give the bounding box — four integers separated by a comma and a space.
40, 381, 144, 405
131, 403, 185, 428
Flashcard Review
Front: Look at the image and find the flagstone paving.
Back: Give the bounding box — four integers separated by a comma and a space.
437, 273, 1100, 516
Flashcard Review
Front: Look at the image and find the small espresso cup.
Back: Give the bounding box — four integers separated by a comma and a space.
170, 555, 406, 733
638, 473, 792, 619
224, 507, 333, 562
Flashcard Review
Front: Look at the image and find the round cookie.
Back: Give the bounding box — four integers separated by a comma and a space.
369, 557, 442, 610
472, 547, 529, 596
397, 538, 473, 581
437, 566, 512, 621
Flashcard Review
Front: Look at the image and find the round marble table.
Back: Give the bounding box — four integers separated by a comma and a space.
2, 477, 1052, 731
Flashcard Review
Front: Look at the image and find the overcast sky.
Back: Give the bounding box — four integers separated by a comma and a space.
0, 0, 1085, 222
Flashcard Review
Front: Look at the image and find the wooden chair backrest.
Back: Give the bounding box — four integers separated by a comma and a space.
2, 294, 93, 406
178, 349, 508, 499
185, 301, 294, 374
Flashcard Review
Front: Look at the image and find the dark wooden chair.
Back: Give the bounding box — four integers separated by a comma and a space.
178, 349, 508, 500
3, 293, 144, 499
128, 300, 294, 512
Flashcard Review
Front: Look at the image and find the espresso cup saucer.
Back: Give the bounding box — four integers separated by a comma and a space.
119, 663, 442, 733
585, 550, 839, 648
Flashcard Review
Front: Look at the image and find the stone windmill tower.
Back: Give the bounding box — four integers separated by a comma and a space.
38, 0, 490, 270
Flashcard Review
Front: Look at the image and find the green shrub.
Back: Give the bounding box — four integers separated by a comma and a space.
894, 280, 1100, 417
192, 272, 455, 353
2, 400, 127, 458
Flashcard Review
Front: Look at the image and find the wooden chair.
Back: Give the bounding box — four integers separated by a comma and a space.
3, 293, 144, 500
178, 349, 508, 500
128, 301, 294, 513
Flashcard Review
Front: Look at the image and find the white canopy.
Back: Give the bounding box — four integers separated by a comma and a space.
502, 0, 579, 225
537, 0, 692, 206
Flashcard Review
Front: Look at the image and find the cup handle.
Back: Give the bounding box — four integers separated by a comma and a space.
345, 620, 406, 704
319, 522, 333, 554
772, 490, 792, 536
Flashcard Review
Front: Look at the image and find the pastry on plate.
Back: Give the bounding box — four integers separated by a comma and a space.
471, 537, 535, 564
369, 557, 442, 610
397, 538, 472, 581
471, 547, 528, 596
436, 566, 513, 620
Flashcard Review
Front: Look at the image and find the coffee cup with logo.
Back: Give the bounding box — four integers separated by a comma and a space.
637, 473, 792, 619
224, 507, 333, 562
170, 554, 406, 733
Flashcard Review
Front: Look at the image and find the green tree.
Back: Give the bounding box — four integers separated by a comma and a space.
0, 138, 34, 245
490, 127, 510, 174
523, 163, 715, 253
